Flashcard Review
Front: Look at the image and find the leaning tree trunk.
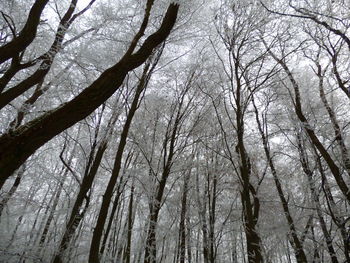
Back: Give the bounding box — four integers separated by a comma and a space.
0, 0, 50, 64
0, 164, 25, 218
296, 134, 339, 263
52, 140, 108, 263
251, 94, 308, 263
88, 57, 157, 263
0, 0, 94, 110
267, 49, 350, 204
0, 2, 179, 188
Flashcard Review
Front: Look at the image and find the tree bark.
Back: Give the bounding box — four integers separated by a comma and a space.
296, 134, 339, 263
0, 0, 93, 109
0, 3, 179, 188
236, 79, 263, 263
179, 170, 190, 263
88, 56, 156, 263
252, 95, 308, 263
0, 0, 50, 64
124, 183, 135, 263
268, 50, 350, 204
52, 141, 108, 263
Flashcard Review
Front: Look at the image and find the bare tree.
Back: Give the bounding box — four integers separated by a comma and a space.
0, 0, 50, 64
0, 0, 179, 188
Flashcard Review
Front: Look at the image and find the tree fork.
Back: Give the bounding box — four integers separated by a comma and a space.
0, 3, 179, 188
0, 0, 50, 64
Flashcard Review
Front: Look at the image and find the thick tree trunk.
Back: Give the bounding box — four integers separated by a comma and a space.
236, 96, 263, 263
0, 0, 84, 109
0, 0, 50, 64
0, 3, 179, 188
240, 187, 263, 263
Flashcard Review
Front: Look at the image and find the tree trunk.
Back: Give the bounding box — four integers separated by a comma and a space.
89, 59, 154, 263
124, 183, 135, 263
296, 134, 339, 263
252, 95, 308, 263
0, 164, 25, 218
236, 96, 263, 263
0, 0, 50, 64
52, 141, 108, 263
179, 171, 190, 263
268, 50, 350, 204
0, 3, 179, 188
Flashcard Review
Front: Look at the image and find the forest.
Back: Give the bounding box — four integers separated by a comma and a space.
0, 0, 349, 262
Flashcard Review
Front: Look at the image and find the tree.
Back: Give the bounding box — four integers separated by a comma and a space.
2, 0, 350, 262
0, 0, 50, 64
0, 0, 179, 188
